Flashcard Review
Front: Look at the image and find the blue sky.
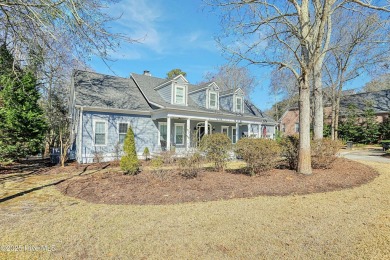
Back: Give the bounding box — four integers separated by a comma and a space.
89, 0, 369, 111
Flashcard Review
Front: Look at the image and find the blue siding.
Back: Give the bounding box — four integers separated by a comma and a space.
78, 111, 158, 163
220, 95, 234, 111
189, 90, 207, 108
157, 85, 172, 103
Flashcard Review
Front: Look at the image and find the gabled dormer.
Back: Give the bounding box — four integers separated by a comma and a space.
219, 88, 245, 113
154, 74, 189, 106
188, 82, 220, 110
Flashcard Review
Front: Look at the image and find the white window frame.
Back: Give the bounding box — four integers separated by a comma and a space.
174, 85, 186, 105
174, 123, 185, 145
118, 122, 129, 144
231, 126, 237, 144
209, 91, 218, 109
235, 96, 243, 113
93, 120, 108, 146
295, 123, 299, 133
158, 122, 168, 145
221, 126, 229, 136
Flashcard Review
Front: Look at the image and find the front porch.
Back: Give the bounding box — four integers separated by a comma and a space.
153, 113, 273, 153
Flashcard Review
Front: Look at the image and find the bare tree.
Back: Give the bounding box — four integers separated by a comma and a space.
324, 12, 390, 140
207, 0, 390, 174
202, 64, 257, 96
363, 73, 390, 92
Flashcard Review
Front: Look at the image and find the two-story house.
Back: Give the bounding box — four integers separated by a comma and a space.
70, 70, 277, 163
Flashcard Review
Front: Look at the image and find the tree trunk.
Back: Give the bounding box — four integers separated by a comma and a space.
335, 96, 340, 140
313, 63, 324, 139
298, 73, 312, 175
331, 85, 336, 140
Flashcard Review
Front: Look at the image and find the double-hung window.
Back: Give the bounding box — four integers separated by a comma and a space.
232, 127, 237, 144
209, 91, 218, 109
159, 122, 167, 143
118, 123, 128, 144
236, 96, 243, 113
174, 123, 184, 145
175, 86, 185, 105
95, 121, 106, 145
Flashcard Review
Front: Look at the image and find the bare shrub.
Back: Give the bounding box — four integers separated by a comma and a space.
150, 156, 168, 181
178, 152, 203, 179
311, 138, 343, 169
199, 133, 231, 171
160, 150, 175, 164
236, 138, 281, 176
279, 135, 299, 170
92, 148, 104, 165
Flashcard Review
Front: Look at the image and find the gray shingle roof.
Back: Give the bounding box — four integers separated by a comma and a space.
73, 70, 274, 123
339, 89, 390, 114
74, 70, 151, 111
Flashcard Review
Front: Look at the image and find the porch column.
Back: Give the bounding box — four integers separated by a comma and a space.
167, 117, 171, 151
248, 123, 251, 137
258, 124, 262, 138
186, 118, 191, 150
205, 120, 209, 135
236, 122, 239, 143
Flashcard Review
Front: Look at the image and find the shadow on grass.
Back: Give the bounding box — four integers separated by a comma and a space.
0, 164, 110, 204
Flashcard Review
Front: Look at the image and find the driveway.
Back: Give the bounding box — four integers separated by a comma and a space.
340, 147, 390, 164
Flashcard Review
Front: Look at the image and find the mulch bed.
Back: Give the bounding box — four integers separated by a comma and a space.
56, 158, 378, 205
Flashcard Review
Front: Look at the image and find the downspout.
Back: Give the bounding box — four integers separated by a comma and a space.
79, 106, 83, 163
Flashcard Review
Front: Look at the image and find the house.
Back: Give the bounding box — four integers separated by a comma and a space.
69, 70, 277, 163
279, 89, 390, 136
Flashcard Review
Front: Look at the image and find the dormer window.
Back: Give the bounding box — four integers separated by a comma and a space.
209, 91, 218, 109
235, 96, 243, 113
174, 85, 185, 105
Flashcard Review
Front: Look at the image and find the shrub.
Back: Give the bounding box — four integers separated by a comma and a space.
143, 147, 150, 161
311, 138, 343, 169
199, 133, 231, 171
279, 135, 299, 170
120, 126, 139, 175
150, 156, 168, 181
178, 152, 203, 179
236, 138, 281, 176
160, 150, 175, 164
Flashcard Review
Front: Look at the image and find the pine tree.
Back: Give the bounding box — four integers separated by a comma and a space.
120, 126, 139, 175
0, 45, 47, 161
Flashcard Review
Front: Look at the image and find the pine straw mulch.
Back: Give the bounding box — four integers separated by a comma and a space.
56, 158, 378, 205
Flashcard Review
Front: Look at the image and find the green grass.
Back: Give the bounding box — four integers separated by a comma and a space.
0, 161, 389, 259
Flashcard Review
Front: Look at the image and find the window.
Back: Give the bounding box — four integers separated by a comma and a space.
174, 123, 184, 145
222, 126, 229, 136
94, 121, 106, 145
236, 96, 242, 113
175, 86, 185, 105
232, 127, 237, 144
118, 123, 128, 144
209, 91, 218, 109
159, 122, 167, 143
295, 123, 299, 133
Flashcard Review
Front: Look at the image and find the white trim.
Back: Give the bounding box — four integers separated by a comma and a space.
208, 91, 218, 110
186, 118, 191, 149
93, 119, 108, 146
221, 126, 229, 136
75, 105, 151, 115
158, 122, 167, 145
174, 85, 186, 105
117, 122, 129, 144
174, 123, 185, 145
78, 107, 83, 162
231, 126, 237, 144
235, 96, 243, 113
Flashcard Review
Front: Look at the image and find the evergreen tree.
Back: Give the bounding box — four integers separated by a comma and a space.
338, 104, 360, 142
0, 45, 47, 161
120, 126, 139, 175
380, 117, 390, 140
360, 105, 380, 144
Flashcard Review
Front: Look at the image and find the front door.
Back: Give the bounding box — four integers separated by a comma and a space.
196, 123, 211, 146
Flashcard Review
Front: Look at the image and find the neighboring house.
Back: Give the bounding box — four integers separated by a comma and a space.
69, 70, 277, 163
280, 89, 390, 136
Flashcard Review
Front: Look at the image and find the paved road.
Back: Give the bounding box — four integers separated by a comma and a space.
340, 148, 390, 164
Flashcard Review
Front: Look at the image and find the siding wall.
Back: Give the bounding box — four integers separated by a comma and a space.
157, 84, 172, 103
79, 111, 158, 163
220, 95, 234, 111
189, 90, 207, 108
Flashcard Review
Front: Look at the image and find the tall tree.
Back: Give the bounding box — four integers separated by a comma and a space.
363, 73, 390, 92
207, 0, 390, 174
167, 69, 187, 79
202, 64, 257, 96
0, 45, 46, 161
